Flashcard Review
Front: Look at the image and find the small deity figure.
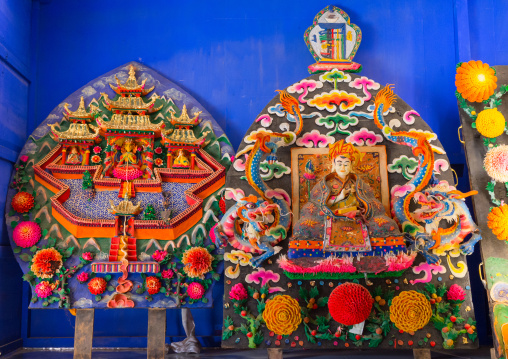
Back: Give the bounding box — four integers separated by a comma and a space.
288, 140, 406, 261
65, 146, 82, 165
112, 138, 144, 180
173, 149, 190, 169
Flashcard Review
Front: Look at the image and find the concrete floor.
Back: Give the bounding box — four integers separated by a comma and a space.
2, 347, 494, 359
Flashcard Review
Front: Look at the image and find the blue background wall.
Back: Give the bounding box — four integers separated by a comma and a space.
0, 0, 505, 352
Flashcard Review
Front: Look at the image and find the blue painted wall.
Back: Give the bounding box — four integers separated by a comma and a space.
2, 0, 507, 350
0, 0, 32, 354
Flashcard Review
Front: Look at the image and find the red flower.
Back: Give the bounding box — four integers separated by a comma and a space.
146, 276, 161, 295
155, 147, 163, 154
88, 277, 107, 295
161, 269, 174, 279
187, 282, 205, 300
328, 282, 374, 326
13, 221, 41, 248
77, 272, 89, 283
447, 284, 466, 302
154, 158, 163, 167
93, 146, 102, 154
20, 155, 29, 162
82, 252, 93, 261
152, 250, 167, 262
229, 283, 248, 301
11, 192, 34, 213
91, 155, 101, 163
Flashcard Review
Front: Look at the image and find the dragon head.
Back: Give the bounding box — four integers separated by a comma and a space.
412, 181, 477, 233
236, 195, 278, 240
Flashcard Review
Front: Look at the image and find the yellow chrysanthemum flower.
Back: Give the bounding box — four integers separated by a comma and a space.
476, 108, 506, 138
262, 295, 302, 335
389, 291, 432, 332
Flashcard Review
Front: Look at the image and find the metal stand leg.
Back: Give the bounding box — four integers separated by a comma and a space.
73, 309, 94, 359
413, 348, 431, 359
267, 348, 283, 359
147, 308, 166, 359
170, 308, 201, 354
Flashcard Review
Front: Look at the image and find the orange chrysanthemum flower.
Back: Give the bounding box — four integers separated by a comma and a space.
389, 290, 432, 332
145, 276, 161, 295
488, 204, 508, 241
456, 60, 497, 102
30, 248, 63, 279
11, 191, 34, 213
88, 277, 107, 295
262, 295, 302, 335
181, 247, 213, 279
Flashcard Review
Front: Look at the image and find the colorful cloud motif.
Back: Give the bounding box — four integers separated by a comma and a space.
433, 158, 450, 174
391, 183, 416, 198
349, 76, 380, 101
296, 129, 335, 148
308, 90, 364, 112
403, 110, 421, 125
233, 153, 249, 172
244, 129, 274, 144
225, 188, 246, 201
260, 160, 291, 181
287, 79, 323, 103
346, 127, 383, 146
319, 69, 351, 89
245, 267, 285, 293
316, 113, 358, 136
388, 155, 418, 180
256, 114, 273, 128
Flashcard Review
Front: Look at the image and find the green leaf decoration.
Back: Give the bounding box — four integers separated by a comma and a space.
257, 301, 265, 314
136, 288, 144, 294
299, 287, 309, 302
30, 246, 38, 253
212, 273, 221, 281
222, 329, 233, 341
239, 323, 249, 335
253, 332, 264, 346
436, 284, 448, 297
95, 295, 102, 302
317, 297, 328, 307
35, 218, 41, 224
19, 253, 32, 262
369, 337, 383, 348
107, 286, 115, 292
42, 301, 49, 307
10, 221, 18, 229
202, 297, 208, 304
104, 274, 112, 282
13, 247, 21, 254
160, 287, 166, 293
309, 287, 319, 299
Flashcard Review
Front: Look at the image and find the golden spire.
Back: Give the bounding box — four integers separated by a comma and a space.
109, 64, 154, 95
169, 104, 202, 127
63, 96, 93, 121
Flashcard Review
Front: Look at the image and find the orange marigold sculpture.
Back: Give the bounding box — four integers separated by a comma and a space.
30, 248, 63, 279
328, 282, 374, 326
455, 60, 497, 102
262, 295, 302, 335
88, 277, 107, 295
11, 191, 34, 213
146, 276, 161, 295
488, 204, 508, 241
389, 290, 432, 332
476, 108, 506, 138
182, 246, 213, 279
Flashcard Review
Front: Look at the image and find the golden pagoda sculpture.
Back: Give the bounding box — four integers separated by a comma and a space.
96, 65, 165, 185
162, 105, 207, 169
48, 96, 100, 165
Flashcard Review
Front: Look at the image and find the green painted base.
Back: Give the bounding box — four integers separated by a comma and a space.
283, 269, 405, 280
